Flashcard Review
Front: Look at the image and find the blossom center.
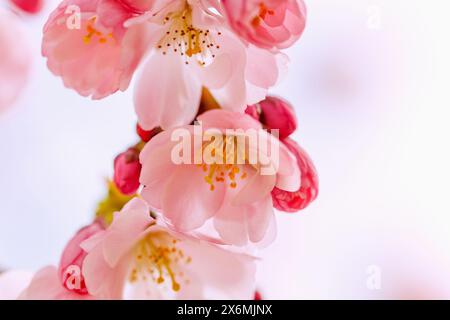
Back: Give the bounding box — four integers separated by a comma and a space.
82, 17, 115, 45
251, 3, 275, 27
156, 7, 222, 66
200, 136, 249, 191
130, 232, 192, 292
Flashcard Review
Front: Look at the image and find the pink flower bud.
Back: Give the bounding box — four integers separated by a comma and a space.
114, 148, 142, 195
272, 138, 318, 212
251, 96, 297, 140
222, 0, 307, 50
58, 221, 105, 295
10, 0, 44, 14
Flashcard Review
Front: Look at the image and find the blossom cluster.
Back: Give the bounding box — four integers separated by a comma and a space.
0, 0, 318, 300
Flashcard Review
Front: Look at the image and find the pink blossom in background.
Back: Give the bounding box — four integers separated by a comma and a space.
114, 148, 142, 195
58, 221, 105, 295
139, 110, 301, 246
10, 0, 44, 14
133, 0, 283, 130
42, 0, 155, 99
0, 9, 31, 112
272, 138, 318, 212
82, 198, 256, 299
222, 0, 307, 50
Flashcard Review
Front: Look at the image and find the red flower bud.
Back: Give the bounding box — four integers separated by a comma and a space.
272, 138, 318, 212
136, 124, 161, 142
10, 0, 44, 14
58, 221, 104, 295
259, 96, 297, 140
114, 148, 141, 195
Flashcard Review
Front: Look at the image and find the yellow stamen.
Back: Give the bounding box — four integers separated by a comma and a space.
130, 232, 191, 293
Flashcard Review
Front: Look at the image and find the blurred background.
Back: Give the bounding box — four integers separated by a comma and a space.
1, 0, 450, 299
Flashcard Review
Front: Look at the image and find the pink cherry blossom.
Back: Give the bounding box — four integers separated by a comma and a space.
130, 0, 285, 130
0, 270, 33, 300
272, 138, 318, 212
114, 148, 142, 195
42, 0, 155, 99
0, 9, 31, 112
139, 109, 301, 246
82, 198, 256, 299
59, 221, 105, 295
10, 0, 44, 14
246, 96, 297, 140
18, 266, 95, 300
222, 0, 307, 50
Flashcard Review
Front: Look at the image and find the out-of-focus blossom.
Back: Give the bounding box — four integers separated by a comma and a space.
0, 9, 31, 112
0, 270, 33, 300
246, 96, 297, 140
82, 198, 256, 299
114, 148, 142, 195
222, 0, 307, 50
134, 0, 283, 130
19, 266, 95, 300
10, 0, 44, 14
42, 0, 154, 99
140, 110, 301, 246
58, 221, 105, 295
272, 138, 318, 212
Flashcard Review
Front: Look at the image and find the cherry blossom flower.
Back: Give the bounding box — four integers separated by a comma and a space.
42, 0, 155, 99
133, 0, 284, 130
139, 109, 301, 246
222, 0, 307, 50
82, 198, 256, 299
0, 9, 31, 112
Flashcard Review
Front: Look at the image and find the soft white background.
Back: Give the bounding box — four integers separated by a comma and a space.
1, 0, 450, 299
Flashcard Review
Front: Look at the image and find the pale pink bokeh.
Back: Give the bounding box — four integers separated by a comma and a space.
0, 9, 31, 113
0, 270, 33, 300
